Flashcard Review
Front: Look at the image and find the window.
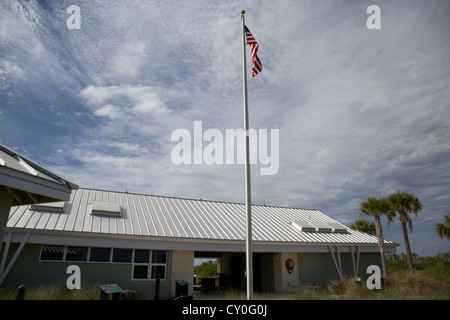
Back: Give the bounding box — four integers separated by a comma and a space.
134, 249, 150, 263
152, 250, 167, 264
66, 246, 88, 261
151, 265, 166, 279
89, 247, 111, 262
112, 248, 132, 263
132, 249, 150, 280
133, 265, 149, 280
40, 245, 65, 261
132, 250, 167, 280
151, 250, 166, 280
38, 245, 167, 280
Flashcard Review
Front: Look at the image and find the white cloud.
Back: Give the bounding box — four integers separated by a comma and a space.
0, 60, 25, 80
94, 104, 121, 119
80, 85, 169, 115
111, 41, 147, 78
2, 0, 450, 256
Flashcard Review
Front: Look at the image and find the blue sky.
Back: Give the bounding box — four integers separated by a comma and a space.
1, 0, 449, 256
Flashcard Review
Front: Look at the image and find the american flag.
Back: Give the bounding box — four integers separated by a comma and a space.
245, 25, 262, 77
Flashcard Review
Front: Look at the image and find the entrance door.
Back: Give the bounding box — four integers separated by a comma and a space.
229, 254, 263, 291
253, 254, 262, 291
229, 256, 242, 288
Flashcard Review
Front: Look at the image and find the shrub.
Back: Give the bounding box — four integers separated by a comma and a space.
386, 252, 450, 279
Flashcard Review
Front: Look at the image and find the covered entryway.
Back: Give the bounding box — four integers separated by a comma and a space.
194, 251, 275, 293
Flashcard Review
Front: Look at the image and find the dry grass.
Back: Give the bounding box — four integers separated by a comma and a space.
0, 283, 100, 300
294, 271, 450, 300
384, 271, 450, 298
199, 271, 449, 300
1, 271, 448, 300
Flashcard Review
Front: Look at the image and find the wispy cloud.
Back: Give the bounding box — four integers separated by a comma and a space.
80, 85, 169, 116
1, 0, 450, 255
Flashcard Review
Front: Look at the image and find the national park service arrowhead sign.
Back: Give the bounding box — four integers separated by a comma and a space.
285, 258, 295, 273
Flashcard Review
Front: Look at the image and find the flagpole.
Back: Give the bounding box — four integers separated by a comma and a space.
241, 9, 253, 301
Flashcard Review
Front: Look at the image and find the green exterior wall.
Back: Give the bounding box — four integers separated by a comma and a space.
1, 243, 173, 299
2, 243, 385, 297
298, 251, 383, 285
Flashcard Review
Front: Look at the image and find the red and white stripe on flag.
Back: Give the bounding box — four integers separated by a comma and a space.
245, 25, 262, 77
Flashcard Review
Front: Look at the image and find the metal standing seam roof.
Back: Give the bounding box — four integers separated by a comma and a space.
7, 188, 396, 246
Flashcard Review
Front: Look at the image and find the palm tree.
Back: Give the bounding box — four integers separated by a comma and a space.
387, 191, 423, 274
360, 197, 390, 278
435, 215, 450, 240
350, 219, 376, 235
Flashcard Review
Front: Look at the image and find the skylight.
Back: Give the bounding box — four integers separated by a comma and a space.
16, 155, 38, 176
30, 201, 66, 213
90, 201, 122, 217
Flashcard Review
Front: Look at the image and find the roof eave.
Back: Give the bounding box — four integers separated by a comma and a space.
0, 166, 77, 206
4, 228, 399, 253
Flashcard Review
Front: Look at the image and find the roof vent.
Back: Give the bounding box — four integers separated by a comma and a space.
291, 221, 316, 232
91, 201, 122, 217
310, 221, 332, 233
291, 221, 348, 233
326, 222, 348, 233
30, 201, 66, 213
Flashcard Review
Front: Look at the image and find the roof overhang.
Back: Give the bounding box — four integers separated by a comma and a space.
0, 144, 78, 206
4, 229, 399, 254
